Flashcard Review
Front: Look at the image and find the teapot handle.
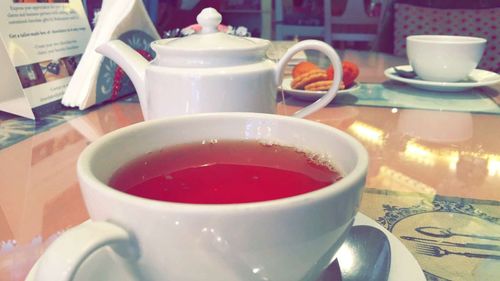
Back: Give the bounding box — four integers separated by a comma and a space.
275, 40, 342, 118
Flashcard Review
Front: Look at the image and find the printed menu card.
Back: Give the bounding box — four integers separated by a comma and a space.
0, 0, 91, 119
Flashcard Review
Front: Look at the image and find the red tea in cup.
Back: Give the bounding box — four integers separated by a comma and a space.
109, 140, 342, 204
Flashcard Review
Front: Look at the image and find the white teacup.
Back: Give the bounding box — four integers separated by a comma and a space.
34, 113, 368, 281
407, 35, 486, 82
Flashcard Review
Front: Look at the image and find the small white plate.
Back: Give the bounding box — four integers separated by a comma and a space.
25, 212, 425, 281
280, 77, 361, 101
384, 65, 500, 92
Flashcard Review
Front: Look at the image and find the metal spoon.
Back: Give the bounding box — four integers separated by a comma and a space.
393, 67, 417, 79
318, 225, 392, 281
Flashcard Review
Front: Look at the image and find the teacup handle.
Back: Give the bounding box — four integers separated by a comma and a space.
275, 40, 343, 118
34, 221, 137, 281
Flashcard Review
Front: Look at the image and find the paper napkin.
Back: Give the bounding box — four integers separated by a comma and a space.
61, 0, 159, 110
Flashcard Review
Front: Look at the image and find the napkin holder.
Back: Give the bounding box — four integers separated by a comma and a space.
61, 0, 159, 110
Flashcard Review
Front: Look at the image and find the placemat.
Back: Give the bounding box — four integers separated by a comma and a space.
361, 188, 500, 281
321, 82, 500, 115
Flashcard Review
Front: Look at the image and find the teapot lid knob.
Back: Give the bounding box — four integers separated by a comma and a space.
197, 7, 222, 34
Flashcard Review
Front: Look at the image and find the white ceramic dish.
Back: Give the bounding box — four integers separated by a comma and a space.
280, 77, 361, 101
384, 65, 500, 92
97, 8, 343, 120
26, 212, 425, 281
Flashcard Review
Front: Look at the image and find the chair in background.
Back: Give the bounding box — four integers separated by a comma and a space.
274, 0, 325, 40
274, 0, 384, 48
323, 0, 385, 46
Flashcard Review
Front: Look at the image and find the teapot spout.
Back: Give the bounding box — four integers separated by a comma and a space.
96, 40, 149, 119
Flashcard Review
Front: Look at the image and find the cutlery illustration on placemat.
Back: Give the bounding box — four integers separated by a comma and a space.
414, 243, 500, 260
415, 226, 500, 241
403, 226, 500, 261
401, 236, 500, 251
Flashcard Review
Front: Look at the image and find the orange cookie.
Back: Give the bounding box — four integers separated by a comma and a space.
304, 80, 346, 91
292, 61, 319, 78
291, 69, 328, 89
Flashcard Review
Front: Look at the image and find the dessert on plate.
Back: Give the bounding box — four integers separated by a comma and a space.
290, 60, 360, 92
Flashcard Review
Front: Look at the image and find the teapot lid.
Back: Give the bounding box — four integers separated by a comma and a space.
151, 7, 269, 64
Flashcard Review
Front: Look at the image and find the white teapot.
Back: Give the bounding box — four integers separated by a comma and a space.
96, 8, 343, 120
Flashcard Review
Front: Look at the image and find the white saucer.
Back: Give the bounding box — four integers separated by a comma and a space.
26, 213, 425, 281
279, 77, 361, 101
384, 65, 500, 92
